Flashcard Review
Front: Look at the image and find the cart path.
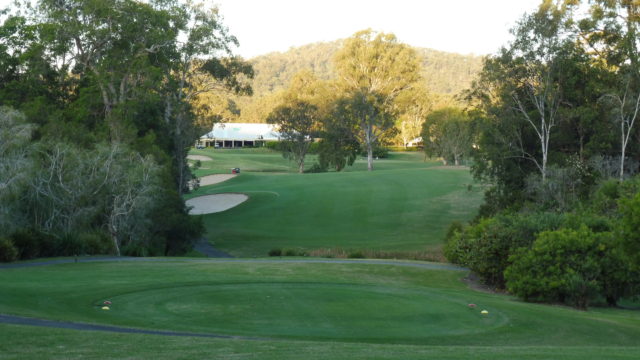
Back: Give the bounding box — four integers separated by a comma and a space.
193, 237, 234, 258
0, 314, 267, 340
0, 257, 466, 339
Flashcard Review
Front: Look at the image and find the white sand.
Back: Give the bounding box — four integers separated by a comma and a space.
186, 194, 249, 215
187, 155, 213, 161
199, 174, 236, 186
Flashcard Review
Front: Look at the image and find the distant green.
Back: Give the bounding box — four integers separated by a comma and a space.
187, 149, 482, 257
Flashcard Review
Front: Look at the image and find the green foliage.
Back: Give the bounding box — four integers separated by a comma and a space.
421, 107, 472, 165
0, 0, 246, 257
619, 190, 640, 266
9, 229, 47, 260
445, 212, 565, 288
0, 237, 18, 263
268, 248, 282, 256
505, 226, 633, 309
334, 29, 421, 171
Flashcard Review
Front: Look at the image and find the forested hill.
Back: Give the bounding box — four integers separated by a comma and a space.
203, 40, 484, 123
250, 40, 484, 96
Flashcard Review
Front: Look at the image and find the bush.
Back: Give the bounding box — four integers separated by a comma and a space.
0, 237, 18, 263
360, 146, 389, 159
10, 229, 57, 259
282, 248, 308, 256
268, 248, 282, 257
347, 251, 365, 259
54, 233, 86, 256
305, 162, 327, 173
10, 229, 43, 260
79, 231, 114, 255
445, 212, 565, 288
505, 226, 632, 309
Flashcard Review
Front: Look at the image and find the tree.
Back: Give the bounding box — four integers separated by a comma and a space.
500, 2, 576, 182
467, 1, 600, 213
421, 107, 472, 166
334, 29, 421, 171
576, 0, 640, 181
317, 96, 361, 171
0, 107, 33, 234
267, 71, 326, 173
394, 84, 433, 147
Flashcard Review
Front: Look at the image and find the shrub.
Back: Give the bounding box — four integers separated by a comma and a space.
347, 251, 365, 259
268, 248, 282, 257
10, 229, 43, 260
360, 146, 389, 159
54, 233, 86, 256
79, 231, 114, 255
10, 229, 56, 259
0, 237, 18, 263
445, 212, 565, 288
305, 163, 327, 173
505, 226, 632, 309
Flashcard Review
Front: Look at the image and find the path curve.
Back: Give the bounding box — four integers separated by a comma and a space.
0, 257, 466, 339
0, 314, 266, 340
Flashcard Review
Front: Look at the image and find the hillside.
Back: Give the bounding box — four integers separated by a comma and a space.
199, 40, 484, 123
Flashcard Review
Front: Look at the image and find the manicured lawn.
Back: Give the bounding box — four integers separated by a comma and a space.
187, 149, 482, 257
0, 259, 639, 359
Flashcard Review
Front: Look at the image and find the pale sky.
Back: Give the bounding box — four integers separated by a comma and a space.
214, 0, 543, 58
0, 0, 544, 58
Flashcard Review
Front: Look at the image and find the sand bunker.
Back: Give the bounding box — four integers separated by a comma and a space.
199, 174, 236, 186
187, 155, 212, 161
186, 194, 248, 215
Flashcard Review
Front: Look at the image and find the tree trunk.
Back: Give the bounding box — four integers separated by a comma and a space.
298, 158, 305, 174
620, 126, 626, 182
366, 124, 374, 171
110, 232, 121, 256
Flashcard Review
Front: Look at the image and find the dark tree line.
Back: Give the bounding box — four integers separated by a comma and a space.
446, 0, 640, 309
0, 0, 251, 259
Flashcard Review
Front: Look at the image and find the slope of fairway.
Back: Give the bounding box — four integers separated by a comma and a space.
1, 259, 639, 359
187, 151, 482, 257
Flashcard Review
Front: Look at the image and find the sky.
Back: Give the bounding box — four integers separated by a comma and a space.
0, 0, 544, 58
214, 0, 543, 58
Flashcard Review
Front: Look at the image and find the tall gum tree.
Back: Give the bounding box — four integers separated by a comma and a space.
267, 70, 327, 173
472, 1, 576, 183
334, 29, 421, 171
575, 0, 640, 180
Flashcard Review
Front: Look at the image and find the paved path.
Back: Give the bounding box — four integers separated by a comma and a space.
0, 257, 466, 338
193, 238, 234, 258
0, 314, 266, 340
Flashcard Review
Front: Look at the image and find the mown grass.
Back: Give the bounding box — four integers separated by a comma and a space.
0, 259, 639, 359
187, 149, 482, 257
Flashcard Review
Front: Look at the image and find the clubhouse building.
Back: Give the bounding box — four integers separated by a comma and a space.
198, 123, 282, 148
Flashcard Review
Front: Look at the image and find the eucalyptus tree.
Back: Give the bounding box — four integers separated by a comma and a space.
421, 107, 472, 166
267, 70, 327, 173
394, 84, 433, 147
575, 0, 640, 180
334, 29, 421, 171
0, 107, 33, 234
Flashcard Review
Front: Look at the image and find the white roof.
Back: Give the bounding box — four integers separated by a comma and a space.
201, 123, 281, 141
